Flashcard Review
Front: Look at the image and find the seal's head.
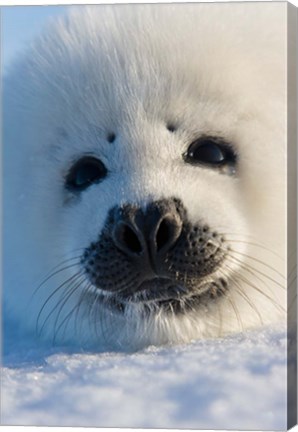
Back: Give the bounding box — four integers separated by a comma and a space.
4, 4, 286, 350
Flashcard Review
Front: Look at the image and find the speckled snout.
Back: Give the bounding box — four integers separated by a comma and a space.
82, 198, 228, 302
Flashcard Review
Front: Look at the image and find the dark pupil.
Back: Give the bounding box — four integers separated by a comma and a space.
75, 162, 101, 186
66, 157, 107, 191
191, 142, 225, 164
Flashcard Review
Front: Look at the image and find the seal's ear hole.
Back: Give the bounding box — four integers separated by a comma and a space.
107, 133, 116, 143
65, 156, 108, 192
166, 123, 176, 133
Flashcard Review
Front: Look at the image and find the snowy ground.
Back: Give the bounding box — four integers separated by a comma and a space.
1, 325, 287, 430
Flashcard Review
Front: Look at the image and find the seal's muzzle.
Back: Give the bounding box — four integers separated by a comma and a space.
82, 198, 228, 311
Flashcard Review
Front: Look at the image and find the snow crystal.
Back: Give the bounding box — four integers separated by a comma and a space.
1, 325, 287, 429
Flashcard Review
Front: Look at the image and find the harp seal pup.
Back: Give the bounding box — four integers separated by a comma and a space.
3, 3, 286, 351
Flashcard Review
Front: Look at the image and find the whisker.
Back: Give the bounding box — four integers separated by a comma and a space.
216, 298, 223, 338
226, 238, 283, 260
52, 274, 86, 344
229, 248, 285, 279
226, 270, 264, 325
38, 280, 81, 339
32, 259, 82, 300
41, 253, 83, 277
87, 289, 122, 348
227, 253, 285, 290
88, 290, 104, 342
226, 295, 244, 332
227, 265, 285, 313
36, 270, 83, 336
59, 280, 92, 344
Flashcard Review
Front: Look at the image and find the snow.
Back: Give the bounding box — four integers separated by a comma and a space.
1, 325, 287, 430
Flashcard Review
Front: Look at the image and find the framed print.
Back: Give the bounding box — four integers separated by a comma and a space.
1, 2, 297, 429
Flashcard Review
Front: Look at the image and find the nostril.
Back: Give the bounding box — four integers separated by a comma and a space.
113, 223, 143, 255
123, 225, 142, 253
156, 218, 172, 252
155, 216, 182, 253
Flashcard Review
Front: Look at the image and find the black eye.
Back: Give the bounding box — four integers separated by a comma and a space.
65, 156, 108, 191
183, 136, 237, 173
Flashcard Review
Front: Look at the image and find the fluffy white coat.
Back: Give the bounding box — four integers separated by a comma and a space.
3, 3, 287, 351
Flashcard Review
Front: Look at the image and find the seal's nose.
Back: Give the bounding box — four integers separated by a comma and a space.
112, 199, 183, 269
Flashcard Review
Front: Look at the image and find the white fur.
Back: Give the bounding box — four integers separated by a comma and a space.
3, 3, 287, 351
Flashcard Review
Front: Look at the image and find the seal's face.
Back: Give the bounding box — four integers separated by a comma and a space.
68, 137, 237, 314
4, 4, 286, 350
